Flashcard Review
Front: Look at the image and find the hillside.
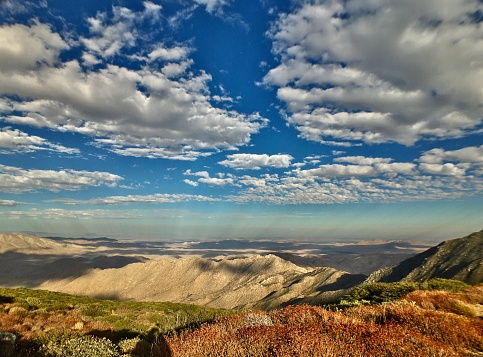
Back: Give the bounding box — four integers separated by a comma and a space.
2, 282, 482, 356
1, 232, 404, 309
38, 255, 365, 310
370, 230, 483, 284
0, 233, 75, 254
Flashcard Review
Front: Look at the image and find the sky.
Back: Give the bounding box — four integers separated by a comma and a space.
0, 0, 482, 242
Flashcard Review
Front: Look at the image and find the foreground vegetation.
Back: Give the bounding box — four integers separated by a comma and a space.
0, 288, 230, 356
1, 279, 482, 356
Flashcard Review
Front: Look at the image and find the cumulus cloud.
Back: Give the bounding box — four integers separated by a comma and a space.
264, 0, 483, 145
184, 169, 210, 178
0, 165, 122, 192
0, 11, 266, 160
228, 168, 481, 205
184, 179, 199, 187
184, 169, 235, 186
219, 153, 293, 170
0, 199, 20, 207
81, 3, 162, 59
297, 157, 416, 179
2, 208, 148, 220
195, 0, 230, 14
0, 127, 79, 154
418, 145, 483, 176
299, 164, 376, 178
0, 21, 68, 72
420, 146, 483, 164
52, 193, 219, 205
148, 46, 190, 62
181, 149, 481, 204
419, 163, 467, 176
198, 176, 234, 186
334, 156, 392, 165
223, 149, 482, 204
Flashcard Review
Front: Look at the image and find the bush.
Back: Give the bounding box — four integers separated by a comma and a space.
340, 279, 472, 306
343, 282, 418, 304
40, 335, 120, 357
419, 278, 469, 293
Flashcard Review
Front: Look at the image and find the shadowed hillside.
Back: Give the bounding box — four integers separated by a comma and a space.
370, 230, 483, 284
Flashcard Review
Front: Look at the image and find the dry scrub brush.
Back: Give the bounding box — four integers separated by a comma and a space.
165, 303, 480, 356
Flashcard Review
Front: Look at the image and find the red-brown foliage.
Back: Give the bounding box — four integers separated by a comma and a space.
165, 304, 478, 356
1, 287, 482, 356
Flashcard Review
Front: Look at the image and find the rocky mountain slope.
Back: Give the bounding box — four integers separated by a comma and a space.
369, 229, 483, 284
0, 233, 369, 309
0, 233, 74, 254
38, 254, 365, 310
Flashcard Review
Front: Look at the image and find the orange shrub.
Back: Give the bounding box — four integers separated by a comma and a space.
165, 305, 468, 357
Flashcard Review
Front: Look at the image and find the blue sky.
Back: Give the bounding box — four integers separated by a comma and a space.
0, 0, 482, 242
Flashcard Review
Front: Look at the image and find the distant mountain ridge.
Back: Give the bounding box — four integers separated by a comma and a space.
1, 231, 482, 310
369, 229, 483, 284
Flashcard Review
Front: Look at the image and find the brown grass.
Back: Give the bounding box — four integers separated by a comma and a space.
165, 302, 482, 356
165, 287, 483, 357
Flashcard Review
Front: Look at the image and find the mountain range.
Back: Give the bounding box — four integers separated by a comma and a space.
0, 230, 481, 309
369, 229, 483, 284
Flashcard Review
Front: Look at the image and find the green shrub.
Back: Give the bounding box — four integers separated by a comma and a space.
420, 278, 470, 293
343, 282, 419, 304
341, 279, 472, 307
25, 297, 42, 309
80, 303, 108, 319
40, 335, 120, 357
0, 295, 14, 303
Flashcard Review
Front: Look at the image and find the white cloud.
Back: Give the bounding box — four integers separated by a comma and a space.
181, 151, 480, 204
420, 145, 483, 164
184, 169, 235, 186
184, 179, 199, 187
142, 1, 162, 21
52, 193, 219, 205
0, 127, 44, 149
81, 52, 101, 66
0, 199, 20, 207
334, 156, 392, 165
0, 21, 68, 72
148, 46, 190, 62
219, 153, 293, 170
419, 145, 483, 177
0, 19, 266, 160
0, 127, 79, 154
333, 156, 416, 176
265, 0, 483, 145
198, 176, 234, 186
161, 60, 193, 78
228, 167, 481, 205
1, 208, 147, 220
184, 170, 210, 178
419, 163, 467, 176
222, 150, 482, 204
299, 164, 376, 178
80, 4, 162, 59
0, 164, 122, 192
195, 0, 230, 14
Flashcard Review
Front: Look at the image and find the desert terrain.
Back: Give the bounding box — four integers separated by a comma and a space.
0, 233, 432, 309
